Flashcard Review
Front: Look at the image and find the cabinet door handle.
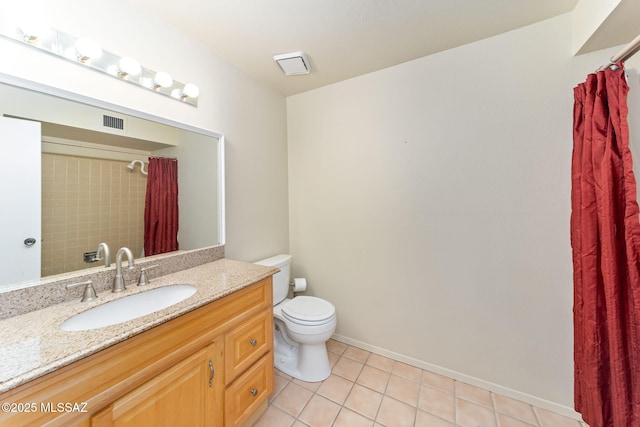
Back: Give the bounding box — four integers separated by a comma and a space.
250, 339, 258, 347
250, 388, 258, 397
209, 359, 214, 387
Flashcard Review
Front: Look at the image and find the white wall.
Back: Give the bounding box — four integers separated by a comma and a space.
287, 13, 620, 412
572, 0, 621, 54
0, 0, 289, 262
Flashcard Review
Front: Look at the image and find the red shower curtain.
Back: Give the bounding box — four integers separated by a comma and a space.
571, 64, 640, 427
144, 157, 179, 256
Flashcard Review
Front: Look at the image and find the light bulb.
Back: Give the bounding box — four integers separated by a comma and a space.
75, 38, 102, 62
17, 23, 48, 43
118, 57, 141, 77
152, 71, 173, 89
182, 83, 200, 99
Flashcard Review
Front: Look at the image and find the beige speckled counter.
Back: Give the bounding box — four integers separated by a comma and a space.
0, 258, 277, 393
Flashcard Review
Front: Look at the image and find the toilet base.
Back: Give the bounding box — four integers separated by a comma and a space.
274, 331, 332, 382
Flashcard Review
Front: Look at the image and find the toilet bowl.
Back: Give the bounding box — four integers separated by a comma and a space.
255, 255, 337, 382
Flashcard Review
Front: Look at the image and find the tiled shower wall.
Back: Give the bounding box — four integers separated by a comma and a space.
41, 154, 147, 277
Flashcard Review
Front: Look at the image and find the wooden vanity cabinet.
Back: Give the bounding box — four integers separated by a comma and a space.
91, 340, 224, 427
0, 277, 274, 427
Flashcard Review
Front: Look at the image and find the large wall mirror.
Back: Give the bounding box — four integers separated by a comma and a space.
0, 76, 224, 290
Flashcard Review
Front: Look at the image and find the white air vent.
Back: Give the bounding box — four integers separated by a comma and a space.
274, 51, 311, 75
102, 114, 125, 131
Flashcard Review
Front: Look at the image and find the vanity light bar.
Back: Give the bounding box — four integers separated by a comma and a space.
0, 22, 200, 107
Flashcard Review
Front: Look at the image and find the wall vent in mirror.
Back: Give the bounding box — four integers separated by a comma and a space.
103, 115, 125, 131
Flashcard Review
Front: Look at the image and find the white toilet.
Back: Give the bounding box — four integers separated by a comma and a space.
255, 254, 336, 382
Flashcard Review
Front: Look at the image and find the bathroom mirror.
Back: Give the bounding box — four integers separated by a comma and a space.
0, 76, 224, 289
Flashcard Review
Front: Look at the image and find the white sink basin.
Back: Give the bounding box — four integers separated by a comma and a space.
61, 284, 197, 331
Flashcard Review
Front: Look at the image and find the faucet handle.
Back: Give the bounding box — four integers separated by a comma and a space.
137, 264, 160, 286
66, 280, 98, 302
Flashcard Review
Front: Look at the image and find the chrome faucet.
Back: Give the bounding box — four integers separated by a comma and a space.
96, 242, 110, 267
112, 247, 135, 293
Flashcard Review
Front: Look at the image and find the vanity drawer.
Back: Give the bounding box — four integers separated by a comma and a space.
225, 309, 272, 383
225, 353, 273, 427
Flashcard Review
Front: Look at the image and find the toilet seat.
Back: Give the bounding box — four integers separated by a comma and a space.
281, 296, 335, 326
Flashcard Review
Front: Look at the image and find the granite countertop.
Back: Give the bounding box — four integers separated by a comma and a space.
0, 258, 277, 393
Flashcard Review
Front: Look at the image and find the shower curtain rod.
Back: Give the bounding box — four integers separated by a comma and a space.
597, 33, 640, 71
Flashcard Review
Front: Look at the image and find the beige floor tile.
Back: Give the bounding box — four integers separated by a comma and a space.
254, 405, 295, 427
456, 381, 494, 408
456, 397, 497, 427
386, 374, 421, 407
418, 385, 455, 422
497, 413, 538, 427
344, 345, 371, 363
333, 408, 375, 427
297, 394, 341, 427
292, 377, 322, 392
328, 350, 340, 367
275, 369, 293, 381
317, 374, 354, 405
415, 410, 455, 427
376, 396, 417, 427
272, 382, 314, 418
494, 394, 538, 424
271, 372, 290, 402
344, 384, 384, 419
333, 356, 364, 381
257, 344, 586, 427
356, 365, 391, 393
327, 339, 348, 355
422, 370, 455, 394
392, 361, 423, 383
366, 353, 396, 372
536, 408, 583, 427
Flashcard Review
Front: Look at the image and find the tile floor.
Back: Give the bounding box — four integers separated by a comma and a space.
255, 339, 589, 427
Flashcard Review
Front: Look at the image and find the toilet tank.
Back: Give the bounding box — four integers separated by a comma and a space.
254, 254, 291, 305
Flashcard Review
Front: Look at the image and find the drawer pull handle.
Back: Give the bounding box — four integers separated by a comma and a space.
209, 359, 214, 387
250, 388, 258, 397
250, 339, 258, 347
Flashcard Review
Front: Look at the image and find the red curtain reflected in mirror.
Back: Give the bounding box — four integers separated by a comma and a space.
144, 157, 179, 256
572, 65, 640, 427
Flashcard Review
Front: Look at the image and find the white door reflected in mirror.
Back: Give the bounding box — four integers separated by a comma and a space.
0, 116, 41, 285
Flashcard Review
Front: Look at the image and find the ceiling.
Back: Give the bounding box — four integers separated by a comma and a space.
126, 0, 587, 96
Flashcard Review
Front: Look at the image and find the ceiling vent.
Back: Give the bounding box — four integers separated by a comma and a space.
102, 114, 125, 131
273, 51, 311, 75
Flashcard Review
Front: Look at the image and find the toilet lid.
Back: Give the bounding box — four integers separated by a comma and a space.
281, 296, 335, 323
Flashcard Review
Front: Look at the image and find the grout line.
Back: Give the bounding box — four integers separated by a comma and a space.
453, 379, 458, 426
491, 391, 499, 427
532, 406, 542, 427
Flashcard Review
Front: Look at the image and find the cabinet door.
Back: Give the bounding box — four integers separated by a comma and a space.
92, 340, 223, 427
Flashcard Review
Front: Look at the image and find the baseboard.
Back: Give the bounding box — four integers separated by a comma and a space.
331, 333, 583, 421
